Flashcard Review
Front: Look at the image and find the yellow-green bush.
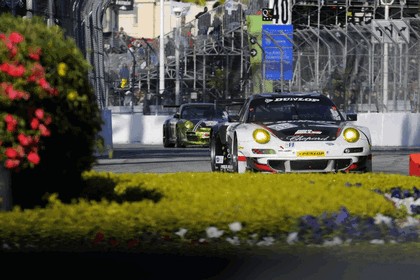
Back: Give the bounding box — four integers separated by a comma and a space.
1, 171, 417, 252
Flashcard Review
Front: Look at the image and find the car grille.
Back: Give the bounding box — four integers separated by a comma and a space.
267, 159, 353, 172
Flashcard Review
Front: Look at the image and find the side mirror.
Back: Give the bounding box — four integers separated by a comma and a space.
228, 115, 240, 122
174, 113, 180, 119
346, 113, 357, 121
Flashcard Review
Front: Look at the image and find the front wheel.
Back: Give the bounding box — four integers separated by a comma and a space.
163, 127, 174, 148
231, 136, 247, 173
210, 136, 223, 171
176, 130, 185, 148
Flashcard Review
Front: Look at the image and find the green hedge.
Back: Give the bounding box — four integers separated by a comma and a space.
0, 171, 418, 252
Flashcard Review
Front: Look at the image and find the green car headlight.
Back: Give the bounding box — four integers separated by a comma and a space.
183, 120, 194, 130
253, 129, 270, 144
343, 128, 360, 143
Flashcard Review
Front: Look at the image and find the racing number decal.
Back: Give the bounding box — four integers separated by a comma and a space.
271, 0, 291, 25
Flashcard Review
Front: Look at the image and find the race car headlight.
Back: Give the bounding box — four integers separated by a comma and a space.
253, 129, 270, 144
183, 120, 194, 130
343, 128, 360, 143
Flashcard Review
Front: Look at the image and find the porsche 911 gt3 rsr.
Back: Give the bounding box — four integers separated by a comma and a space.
163, 103, 228, 148
210, 92, 372, 173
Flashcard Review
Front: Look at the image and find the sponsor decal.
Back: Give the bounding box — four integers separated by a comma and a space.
265, 98, 320, 103
268, 123, 297, 130
297, 150, 326, 157
204, 121, 218, 126
294, 129, 322, 135
215, 156, 224, 164
286, 135, 329, 141
286, 142, 295, 148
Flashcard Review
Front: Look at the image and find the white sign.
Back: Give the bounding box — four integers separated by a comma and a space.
269, 0, 292, 25
372, 20, 409, 44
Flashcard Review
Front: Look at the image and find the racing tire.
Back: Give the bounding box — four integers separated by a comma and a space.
175, 130, 185, 148
231, 136, 247, 173
163, 127, 174, 148
210, 136, 222, 172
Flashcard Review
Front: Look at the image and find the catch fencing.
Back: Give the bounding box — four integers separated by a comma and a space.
252, 18, 420, 113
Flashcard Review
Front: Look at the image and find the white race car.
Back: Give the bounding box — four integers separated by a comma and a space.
210, 92, 372, 173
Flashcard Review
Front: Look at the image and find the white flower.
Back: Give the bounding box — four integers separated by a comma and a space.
256, 236, 275, 246
226, 236, 240, 245
400, 216, 420, 228
370, 239, 385, 245
199, 238, 207, 243
175, 228, 188, 238
2, 242, 10, 250
206, 226, 224, 238
373, 213, 393, 227
228, 222, 242, 232
323, 237, 343, 246
286, 232, 299, 244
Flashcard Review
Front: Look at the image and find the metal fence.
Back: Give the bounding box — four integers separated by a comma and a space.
105, 2, 420, 114
5, 0, 419, 113
254, 19, 420, 113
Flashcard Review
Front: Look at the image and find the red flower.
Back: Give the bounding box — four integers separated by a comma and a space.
17, 133, 31, 146
108, 238, 119, 247
3, 83, 29, 100
34, 108, 44, 119
38, 77, 50, 90
27, 152, 40, 164
0, 63, 25, 77
38, 124, 50, 137
5, 147, 18, 159
127, 239, 140, 249
27, 63, 45, 82
8, 32, 24, 44
92, 232, 105, 245
44, 115, 52, 125
8, 64, 25, 77
28, 47, 41, 61
30, 118, 40, 129
4, 159, 20, 169
4, 114, 15, 123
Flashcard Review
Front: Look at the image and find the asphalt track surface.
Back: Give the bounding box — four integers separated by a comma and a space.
93, 144, 419, 175
2, 145, 419, 279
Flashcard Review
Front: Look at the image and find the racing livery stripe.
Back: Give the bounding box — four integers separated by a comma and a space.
238, 156, 247, 162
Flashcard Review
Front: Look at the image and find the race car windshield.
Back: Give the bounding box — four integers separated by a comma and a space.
247, 98, 344, 122
181, 106, 227, 119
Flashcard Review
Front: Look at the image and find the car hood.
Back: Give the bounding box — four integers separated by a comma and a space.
185, 118, 225, 127
262, 120, 346, 142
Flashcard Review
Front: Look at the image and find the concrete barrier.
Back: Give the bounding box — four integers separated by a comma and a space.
409, 154, 420, 176
109, 112, 420, 148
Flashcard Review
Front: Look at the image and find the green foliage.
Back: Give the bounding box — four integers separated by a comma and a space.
0, 14, 104, 208
0, 171, 416, 252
